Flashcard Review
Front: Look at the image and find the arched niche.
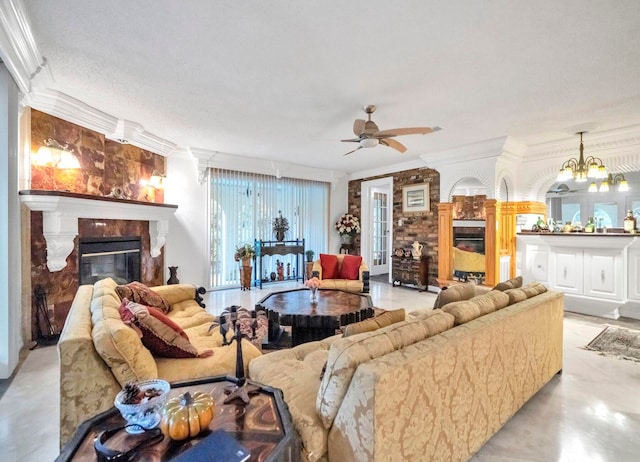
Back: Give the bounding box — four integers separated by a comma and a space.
448, 177, 488, 220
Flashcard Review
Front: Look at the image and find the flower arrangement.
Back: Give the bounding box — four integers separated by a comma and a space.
272, 210, 290, 241
335, 213, 361, 236
305, 277, 321, 289
234, 243, 256, 262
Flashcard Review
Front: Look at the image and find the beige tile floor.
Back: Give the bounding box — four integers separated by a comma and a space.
1, 281, 640, 461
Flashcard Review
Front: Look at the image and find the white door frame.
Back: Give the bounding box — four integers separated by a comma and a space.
360, 177, 393, 281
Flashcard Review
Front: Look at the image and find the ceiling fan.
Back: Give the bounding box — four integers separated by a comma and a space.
341, 105, 441, 155
547, 184, 581, 194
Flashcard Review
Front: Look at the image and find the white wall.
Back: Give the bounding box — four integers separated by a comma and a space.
0, 64, 22, 378
164, 150, 210, 288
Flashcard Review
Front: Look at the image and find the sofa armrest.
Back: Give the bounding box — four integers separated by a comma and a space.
150, 284, 206, 307
58, 285, 121, 448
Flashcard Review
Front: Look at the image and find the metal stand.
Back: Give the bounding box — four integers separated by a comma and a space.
34, 285, 60, 347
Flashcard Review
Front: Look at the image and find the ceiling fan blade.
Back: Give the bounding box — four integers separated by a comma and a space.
353, 119, 366, 136
343, 145, 363, 156
341, 138, 361, 143
374, 126, 440, 138
379, 138, 407, 153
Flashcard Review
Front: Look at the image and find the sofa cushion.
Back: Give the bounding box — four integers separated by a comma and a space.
442, 300, 482, 325
91, 278, 158, 385
342, 308, 405, 337
522, 281, 548, 298
120, 299, 207, 358
115, 281, 171, 313
433, 282, 476, 308
317, 311, 454, 429
504, 288, 528, 305
249, 338, 339, 462
339, 255, 362, 280
470, 290, 510, 314
493, 275, 523, 291
320, 254, 339, 279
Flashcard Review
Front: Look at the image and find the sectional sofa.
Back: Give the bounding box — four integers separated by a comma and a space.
57, 278, 262, 447
249, 282, 564, 462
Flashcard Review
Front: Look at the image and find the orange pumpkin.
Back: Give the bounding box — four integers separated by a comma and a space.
160, 391, 215, 440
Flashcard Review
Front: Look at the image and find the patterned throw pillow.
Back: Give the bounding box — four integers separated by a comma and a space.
120, 299, 211, 358
319, 254, 339, 279
116, 281, 171, 313
339, 255, 362, 280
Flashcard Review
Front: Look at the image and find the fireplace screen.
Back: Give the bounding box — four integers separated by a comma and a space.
79, 237, 141, 285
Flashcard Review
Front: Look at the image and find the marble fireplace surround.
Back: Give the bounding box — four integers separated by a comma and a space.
19, 190, 177, 272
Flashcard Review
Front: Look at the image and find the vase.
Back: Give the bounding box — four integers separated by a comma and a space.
341, 234, 353, 244
309, 287, 319, 303
274, 229, 286, 242
167, 266, 179, 285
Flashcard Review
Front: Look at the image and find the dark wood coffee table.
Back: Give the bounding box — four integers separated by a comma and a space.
256, 288, 374, 346
56, 376, 300, 462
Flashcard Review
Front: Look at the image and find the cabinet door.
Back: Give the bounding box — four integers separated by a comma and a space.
629, 249, 640, 301
584, 251, 622, 300
529, 247, 549, 283
551, 250, 583, 294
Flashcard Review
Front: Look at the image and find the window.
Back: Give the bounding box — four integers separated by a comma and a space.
561, 203, 580, 224
593, 202, 617, 228
209, 169, 329, 289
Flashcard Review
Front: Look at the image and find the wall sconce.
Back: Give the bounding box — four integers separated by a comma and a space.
588, 173, 629, 193
140, 171, 166, 189
32, 139, 81, 169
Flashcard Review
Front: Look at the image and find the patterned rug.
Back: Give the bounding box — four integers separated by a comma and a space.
585, 325, 640, 362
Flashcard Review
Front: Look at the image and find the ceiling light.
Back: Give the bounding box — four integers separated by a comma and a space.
588, 182, 598, 192
556, 132, 607, 183
360, 138, 379, 148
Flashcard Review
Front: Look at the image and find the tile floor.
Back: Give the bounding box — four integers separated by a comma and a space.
1, 280, 639, 461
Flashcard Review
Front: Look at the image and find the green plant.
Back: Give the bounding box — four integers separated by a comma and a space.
305, 250, 315, 262
234, 243, 256, 261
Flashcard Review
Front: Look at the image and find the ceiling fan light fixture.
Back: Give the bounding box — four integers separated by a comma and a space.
360, 138, 379, 148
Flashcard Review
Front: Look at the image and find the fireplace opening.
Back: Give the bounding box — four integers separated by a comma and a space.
452, 221, 486, 254
79, 237, 141, 285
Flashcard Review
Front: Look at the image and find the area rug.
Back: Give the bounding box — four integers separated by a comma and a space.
585, 325, 640, 362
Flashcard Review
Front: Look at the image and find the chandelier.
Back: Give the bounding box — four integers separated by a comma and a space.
556, 132, 607, 183
588, 172, 629, 193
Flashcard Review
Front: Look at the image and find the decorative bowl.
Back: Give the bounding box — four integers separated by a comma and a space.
114, 379, 171, 434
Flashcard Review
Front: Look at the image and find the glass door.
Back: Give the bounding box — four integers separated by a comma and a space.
370, 188, 389, 275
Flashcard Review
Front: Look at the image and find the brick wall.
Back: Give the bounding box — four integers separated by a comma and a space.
348, 167, 440, 288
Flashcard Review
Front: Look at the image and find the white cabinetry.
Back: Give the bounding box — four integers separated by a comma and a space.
517, 234, 637, 319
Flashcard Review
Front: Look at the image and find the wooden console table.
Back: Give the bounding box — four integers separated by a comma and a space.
254, 239, 305, 289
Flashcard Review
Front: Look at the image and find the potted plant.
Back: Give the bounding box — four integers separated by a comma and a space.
335, 213, 361, 244
234, 243, 256, 266
272, 211, 290, 242
305, 250, 315, 262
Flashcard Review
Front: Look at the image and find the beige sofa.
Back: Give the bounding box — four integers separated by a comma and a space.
312, 254, 370, 293
58, 278, 262, 447
249, 283, 564, 462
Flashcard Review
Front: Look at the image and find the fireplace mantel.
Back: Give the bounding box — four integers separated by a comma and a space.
19, 190, 178, 272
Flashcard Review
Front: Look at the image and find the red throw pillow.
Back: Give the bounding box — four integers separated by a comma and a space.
320, 254, 339, 279
339, 255, 362, 280
115, 281, 171, 313
119, 299, 211, 358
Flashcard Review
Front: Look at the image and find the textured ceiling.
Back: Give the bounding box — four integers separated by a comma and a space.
21, 0, 640, 173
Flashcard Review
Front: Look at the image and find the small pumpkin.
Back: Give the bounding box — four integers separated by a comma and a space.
160, 391, 215, 440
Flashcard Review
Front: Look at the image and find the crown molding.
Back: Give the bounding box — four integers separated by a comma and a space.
189, 147, 342, 185
350, 157, 427, 181
0, 0, 51, 93
25, 89, 177, 156
422, 137, 509, 169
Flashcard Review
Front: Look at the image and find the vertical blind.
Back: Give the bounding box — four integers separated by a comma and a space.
209, 168, 329, 289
